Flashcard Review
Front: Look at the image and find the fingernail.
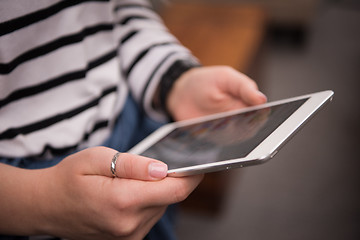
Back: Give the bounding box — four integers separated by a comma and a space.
257, 91, 267, 102
149, 162, 168, 179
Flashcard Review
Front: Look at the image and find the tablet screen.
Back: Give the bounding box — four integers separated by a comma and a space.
141, 98, 308, 169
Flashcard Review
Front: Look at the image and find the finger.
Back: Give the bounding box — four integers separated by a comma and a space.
223, 71, 267, 106
239, 82, 267, 106
75, 147, 168, 180
124, 174, 204, 206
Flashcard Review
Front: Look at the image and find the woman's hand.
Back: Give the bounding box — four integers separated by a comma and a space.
167, 66, 267, 121
0, 147, 203, 239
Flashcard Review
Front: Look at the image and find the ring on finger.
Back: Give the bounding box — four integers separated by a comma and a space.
111, 152, 120, 178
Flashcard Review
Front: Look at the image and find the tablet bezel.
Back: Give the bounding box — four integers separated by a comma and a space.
128, 90, 334, 176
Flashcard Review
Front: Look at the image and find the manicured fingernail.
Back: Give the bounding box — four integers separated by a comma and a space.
149, 162, 168, 179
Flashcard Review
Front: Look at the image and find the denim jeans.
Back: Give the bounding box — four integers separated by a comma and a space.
0, 95, 177, 240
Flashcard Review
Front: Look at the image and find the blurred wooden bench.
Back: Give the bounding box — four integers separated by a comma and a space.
160, 2, 267, 215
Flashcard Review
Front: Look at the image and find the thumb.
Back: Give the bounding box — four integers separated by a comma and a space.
72, 147, 168, 180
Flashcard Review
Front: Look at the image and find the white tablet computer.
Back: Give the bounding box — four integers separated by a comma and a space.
129, 90, 334, 177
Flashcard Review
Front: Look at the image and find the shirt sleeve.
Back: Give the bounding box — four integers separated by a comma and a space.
113, 0, 200, 122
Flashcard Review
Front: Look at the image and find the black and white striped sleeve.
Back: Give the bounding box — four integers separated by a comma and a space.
113, 0, 200, 121
0, 0, 200, 158
0, 1, 124, 158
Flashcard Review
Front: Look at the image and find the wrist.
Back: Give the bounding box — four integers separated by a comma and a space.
158, 59, 200, 120
0, 165, 51, 235
33, 166, 61, 235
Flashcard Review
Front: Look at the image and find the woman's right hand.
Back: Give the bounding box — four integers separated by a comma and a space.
0, 146, 203, 239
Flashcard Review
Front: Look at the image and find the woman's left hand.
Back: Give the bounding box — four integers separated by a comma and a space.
167, 66, 267, 121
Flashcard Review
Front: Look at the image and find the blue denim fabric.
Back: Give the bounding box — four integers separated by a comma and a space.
0, 95, 176, 240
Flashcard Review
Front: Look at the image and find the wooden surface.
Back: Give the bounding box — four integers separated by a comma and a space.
160, 3, 267, 215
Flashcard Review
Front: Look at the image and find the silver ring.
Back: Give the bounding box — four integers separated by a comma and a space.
111, 152, 120, 178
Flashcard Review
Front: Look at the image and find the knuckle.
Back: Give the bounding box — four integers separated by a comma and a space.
114, 192, 134, 210
89, 146, 110, 154
121, 219, 139, 237
221, 66, 238, 77
212, 66, 235, 80
107, 197, 139, 237
120, 153, 136, 178
217, 65, 234, 73
108, 218, 138, 237
82, 146, 111, 160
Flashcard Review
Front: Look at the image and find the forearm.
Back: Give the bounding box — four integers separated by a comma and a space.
0, 163, 48, 235
115, 0, 199, 121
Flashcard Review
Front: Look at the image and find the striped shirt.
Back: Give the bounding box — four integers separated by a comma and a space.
0, 0, 198, 159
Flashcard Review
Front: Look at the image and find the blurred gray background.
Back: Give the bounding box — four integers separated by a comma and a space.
159, 0, 360, 239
